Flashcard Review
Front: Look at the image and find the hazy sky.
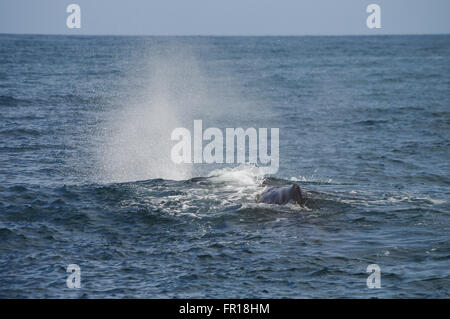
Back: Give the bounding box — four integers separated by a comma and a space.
1, 0, 449, 35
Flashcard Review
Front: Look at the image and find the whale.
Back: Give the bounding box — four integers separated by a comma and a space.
257, 184, 304, 206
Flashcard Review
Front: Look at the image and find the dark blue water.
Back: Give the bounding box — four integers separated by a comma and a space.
0, 34, 449, 298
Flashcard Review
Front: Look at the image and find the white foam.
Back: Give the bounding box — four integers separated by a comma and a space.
208, 164, 265, 187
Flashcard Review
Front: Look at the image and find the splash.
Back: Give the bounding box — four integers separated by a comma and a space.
94, 43, 209, 183
208, 164, 265, 187
92, 41, 271, 184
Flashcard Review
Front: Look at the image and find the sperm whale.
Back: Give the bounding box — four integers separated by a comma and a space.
257, 184, 304, 206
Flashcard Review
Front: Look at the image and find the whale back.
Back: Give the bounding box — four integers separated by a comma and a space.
258, 184, 304, 205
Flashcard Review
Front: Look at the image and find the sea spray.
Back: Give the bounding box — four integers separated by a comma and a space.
93, 43, 208, 182
92, 41, 272, 183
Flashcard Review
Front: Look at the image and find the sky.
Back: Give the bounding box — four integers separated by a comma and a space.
0, 0, 449, 36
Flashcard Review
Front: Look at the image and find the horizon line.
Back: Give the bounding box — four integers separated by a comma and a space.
1, 32, 449, 37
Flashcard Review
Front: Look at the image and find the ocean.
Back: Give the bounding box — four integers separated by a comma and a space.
0, 34, 449, 298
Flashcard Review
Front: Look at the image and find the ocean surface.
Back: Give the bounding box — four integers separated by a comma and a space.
0, 34, 449, 298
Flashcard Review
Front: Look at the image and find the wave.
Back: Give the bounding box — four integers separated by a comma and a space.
0, 95, 30, 107
0, 128, 42, 137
